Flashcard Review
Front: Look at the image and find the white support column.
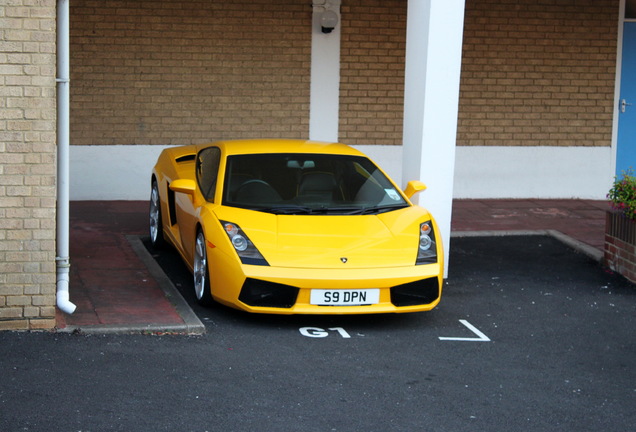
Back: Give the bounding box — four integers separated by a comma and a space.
402, 0, 465, 276
309, 0, 341, 142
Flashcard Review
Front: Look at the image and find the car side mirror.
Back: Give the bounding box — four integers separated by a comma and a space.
169, 179, 196, 195
404, 180, 427, 199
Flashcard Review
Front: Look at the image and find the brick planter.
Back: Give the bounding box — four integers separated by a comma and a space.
604, 211, 636, 283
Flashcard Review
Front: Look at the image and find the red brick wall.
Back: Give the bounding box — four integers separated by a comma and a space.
604, 211, 636, 283
604, 236, 636, 283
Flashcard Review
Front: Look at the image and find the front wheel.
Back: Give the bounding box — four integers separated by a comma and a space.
149, 180, 165, 248
193, 229, 214, 306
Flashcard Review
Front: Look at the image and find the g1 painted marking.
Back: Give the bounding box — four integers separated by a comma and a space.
439, 319, 491, 342
299, 327, 351, 338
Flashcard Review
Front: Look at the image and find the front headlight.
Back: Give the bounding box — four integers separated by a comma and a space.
416, 221, 437, 265
220, 221, 269, 266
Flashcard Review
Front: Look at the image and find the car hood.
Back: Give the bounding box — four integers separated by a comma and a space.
213, 206, 428, 269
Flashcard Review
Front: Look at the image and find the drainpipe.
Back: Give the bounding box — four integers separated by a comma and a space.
56, 0, 76, 314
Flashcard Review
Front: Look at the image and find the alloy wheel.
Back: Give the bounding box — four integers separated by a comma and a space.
149, 182, 163, 247
193, 231, 208, 302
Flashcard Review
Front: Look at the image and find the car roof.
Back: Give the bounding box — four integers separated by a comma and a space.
197, 139, 367, 157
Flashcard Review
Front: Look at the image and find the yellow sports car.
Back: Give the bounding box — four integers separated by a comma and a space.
150, 139, 443, 314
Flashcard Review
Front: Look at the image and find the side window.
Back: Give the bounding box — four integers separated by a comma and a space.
196, 147, 221, 201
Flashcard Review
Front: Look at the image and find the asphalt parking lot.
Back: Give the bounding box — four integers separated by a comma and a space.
1, 235, 634, 432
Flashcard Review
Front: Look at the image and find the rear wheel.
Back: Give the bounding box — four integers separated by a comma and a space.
149, 180, 165, 248
193, 229, 214, 306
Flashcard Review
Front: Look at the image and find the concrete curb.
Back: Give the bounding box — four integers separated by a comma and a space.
126, 235, 206, 334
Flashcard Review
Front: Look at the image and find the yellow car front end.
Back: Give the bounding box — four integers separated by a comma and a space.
202, 206, 443, 314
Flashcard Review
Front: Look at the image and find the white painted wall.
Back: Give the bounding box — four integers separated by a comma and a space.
366, 145, 613, 200
69, 144, 613, 201
70, 145, 164, 201
453, 146, 614, 199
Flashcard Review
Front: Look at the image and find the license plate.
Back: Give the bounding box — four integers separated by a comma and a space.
310, 289, 380, 306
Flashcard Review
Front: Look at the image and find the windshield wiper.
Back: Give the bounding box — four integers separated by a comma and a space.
262, 206, 364, 215
257, 205, 408, 215
268, 206, 363, 215
349, 204, 409, 215
261, 206, 315, 215
310, 206, 364, 215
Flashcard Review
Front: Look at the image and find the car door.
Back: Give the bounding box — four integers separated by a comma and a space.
176, 146, 221, 263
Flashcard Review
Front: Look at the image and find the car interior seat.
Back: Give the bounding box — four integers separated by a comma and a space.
298, 172, 340, 202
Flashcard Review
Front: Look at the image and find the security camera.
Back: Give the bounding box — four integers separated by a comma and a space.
321, 10, 339, 33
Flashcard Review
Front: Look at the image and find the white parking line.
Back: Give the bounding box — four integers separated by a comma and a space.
439, 319, 491, 342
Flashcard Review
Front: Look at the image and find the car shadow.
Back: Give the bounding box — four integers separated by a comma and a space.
142, 236, 439, 332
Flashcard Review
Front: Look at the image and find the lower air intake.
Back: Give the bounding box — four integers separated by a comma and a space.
239, 279, 299, 308
390, 278, 439, 307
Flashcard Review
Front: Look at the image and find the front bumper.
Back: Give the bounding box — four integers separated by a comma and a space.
213, 263, 443, 314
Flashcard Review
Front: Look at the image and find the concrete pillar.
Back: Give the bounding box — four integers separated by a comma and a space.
309, 0, 341, 142
402, 1, 465, 276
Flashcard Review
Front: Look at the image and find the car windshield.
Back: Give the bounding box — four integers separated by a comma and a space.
222, 153, 409, 215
